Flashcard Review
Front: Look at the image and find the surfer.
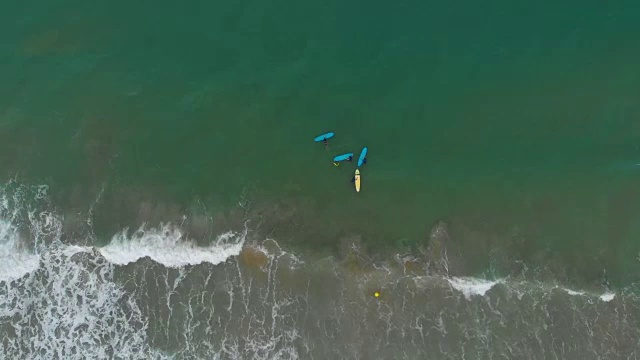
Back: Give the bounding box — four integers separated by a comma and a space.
347, 156, 353, 162
314, 132, 334, 148
362, 158, 367, 165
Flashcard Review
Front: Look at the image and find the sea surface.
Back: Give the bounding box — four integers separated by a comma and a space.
1, 0, 640, 358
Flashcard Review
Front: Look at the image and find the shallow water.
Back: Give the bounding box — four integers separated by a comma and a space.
1, 199, 638, 358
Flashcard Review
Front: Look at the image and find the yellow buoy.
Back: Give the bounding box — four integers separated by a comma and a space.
374, 291, 380, 298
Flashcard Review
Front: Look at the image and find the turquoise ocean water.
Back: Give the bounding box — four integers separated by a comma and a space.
2, 0, 640, 358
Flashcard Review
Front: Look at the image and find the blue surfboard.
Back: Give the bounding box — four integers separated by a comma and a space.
358, 147, 368, 167
314, 132, 334, 142
333, 153, 354, 162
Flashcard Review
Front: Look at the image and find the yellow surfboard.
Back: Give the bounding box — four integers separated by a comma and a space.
354, 169, 361, 192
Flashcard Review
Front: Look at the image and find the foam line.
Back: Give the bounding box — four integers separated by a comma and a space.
98, 224, 246, 268
447, 277, 501, 299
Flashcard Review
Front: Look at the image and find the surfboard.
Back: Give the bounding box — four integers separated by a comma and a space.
314, 132, 334, 142
333, 153, 353, 162
357, 147, 368, 167
354, 169, 361, 192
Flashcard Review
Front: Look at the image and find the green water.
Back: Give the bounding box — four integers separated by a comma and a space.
2, 0, 640, 285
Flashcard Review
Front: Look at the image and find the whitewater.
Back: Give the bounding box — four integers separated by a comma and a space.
0, 183, 638, 359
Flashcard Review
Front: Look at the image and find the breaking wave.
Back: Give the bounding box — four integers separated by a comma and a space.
99, 224, 245, 268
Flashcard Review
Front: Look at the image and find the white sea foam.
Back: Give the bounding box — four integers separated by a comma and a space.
0, 244, 152, 359
0, 183, 151, 358
563, 288, 585, 296
0, 184, 44, 282
0, 198, 241, 358
447, 277, 502, 300
600, 292, 615, 302
0, 219, 40, 282
0, 219, 243, 358
98, 223, 246, 268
